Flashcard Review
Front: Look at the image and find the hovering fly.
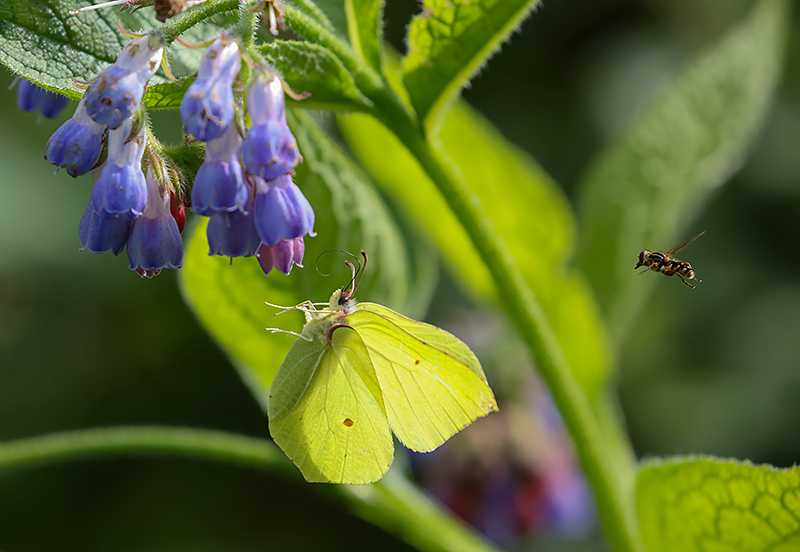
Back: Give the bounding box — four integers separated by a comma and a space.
635, 231, 704, 288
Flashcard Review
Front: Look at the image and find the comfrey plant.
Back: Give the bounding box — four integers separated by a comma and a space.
2, 1, 793, 551
39, 25, 313, 278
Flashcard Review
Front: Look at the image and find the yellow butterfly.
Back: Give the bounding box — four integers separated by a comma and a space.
267, 253, 498, 484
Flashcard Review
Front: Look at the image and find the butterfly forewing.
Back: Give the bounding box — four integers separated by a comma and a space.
268, 327, 393, 484
347, 305, 498, 453
357, 303, 489, 381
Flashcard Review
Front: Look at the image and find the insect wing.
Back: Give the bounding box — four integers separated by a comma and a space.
268, 328, 393, 484
348, 303, 498, 452
665, 231, 705, 255
358, 302, 490, 382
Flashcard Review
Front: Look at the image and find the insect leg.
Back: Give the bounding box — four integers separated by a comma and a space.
678, 275, 696, 289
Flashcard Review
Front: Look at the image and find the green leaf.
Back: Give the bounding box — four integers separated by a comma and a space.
637, 457, 800, 552
338, 101, 611, 397
576, 0, 788, 341
0, 0, 133, 97
345, 0, 383, 73
0, 0, 232, 98
259, 40, 372, 111
401, 0, 538, 133
180, 112, 435, 406
143, 78, 194, 110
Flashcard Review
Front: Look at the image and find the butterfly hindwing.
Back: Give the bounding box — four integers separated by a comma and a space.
268, 326, 394, 484
346, 303, 498, 452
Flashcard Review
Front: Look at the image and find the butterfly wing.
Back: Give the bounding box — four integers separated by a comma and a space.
268, 326, 394, 484
347, 303, 498, 452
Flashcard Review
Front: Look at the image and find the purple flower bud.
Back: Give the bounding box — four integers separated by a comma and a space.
268, 238, 305, 275
252, 175, 315, 246
90, 116, 147, 218
191, 124, 248, 215
207, 210, 261, 258
39, 92, 70, 119
17, 79, 71, 119
84, 34, 164, 129
126, 169, 183, 274
242, 120, 301, 180
247, 72, 286, 124
242, 73, 301, 180
17, 78, 43, 112
180, 39, 240, 141
45, 95, 106, 177
78, 199, 132, 255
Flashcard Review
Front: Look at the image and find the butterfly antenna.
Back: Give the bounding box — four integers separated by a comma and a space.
342, 260, 357, 297
315, 249, 361, 283
352, 250, 368, 295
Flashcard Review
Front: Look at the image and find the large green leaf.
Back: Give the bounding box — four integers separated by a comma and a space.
338, 101, 611, 397
402, 0, 538, 132
576, 0, 787, 341
180, 111, 435, 407
259, 40, 372, 111
637, 457, 800, 552
0, 0, 233, 103
345, 0, 383, 73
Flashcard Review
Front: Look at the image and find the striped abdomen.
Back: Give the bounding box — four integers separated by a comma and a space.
657, 258, 695, 279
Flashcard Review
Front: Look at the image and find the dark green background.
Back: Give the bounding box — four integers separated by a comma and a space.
2, 0, 799, 550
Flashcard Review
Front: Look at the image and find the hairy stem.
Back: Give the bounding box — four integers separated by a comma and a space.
0, 427, 498, 552
367, 95, 644, 552
161, 0, 240, 42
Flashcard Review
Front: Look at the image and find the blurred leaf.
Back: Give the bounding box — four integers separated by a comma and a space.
301, 0, 348, 37
576, 0, 787, 340
0, 0, 232, 96
402, 0, 538, 132
339, 102, 611, 397
181, 112, 435, 407
637, 457, 800, 552
260, 40, 372, 111
345, 0, 383, 72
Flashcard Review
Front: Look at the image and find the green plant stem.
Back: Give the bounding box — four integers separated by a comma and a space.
369, 98, 644, 551
161, 0, 240, 42
0, 427, 498, 552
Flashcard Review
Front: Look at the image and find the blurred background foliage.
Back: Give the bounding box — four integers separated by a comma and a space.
1, 0, 799, 550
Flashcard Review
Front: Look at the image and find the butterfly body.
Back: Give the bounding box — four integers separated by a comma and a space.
268, 287, 498, 484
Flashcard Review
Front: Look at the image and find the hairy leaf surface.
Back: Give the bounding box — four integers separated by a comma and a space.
402, 0, 538, 132
638, 457, 800, 552
259, 40, 372, 111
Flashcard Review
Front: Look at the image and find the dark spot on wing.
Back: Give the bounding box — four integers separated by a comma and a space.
415, 359, 420, 365
343, 418, 354, 427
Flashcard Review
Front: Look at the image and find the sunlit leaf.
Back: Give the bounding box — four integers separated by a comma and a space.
259, 40, 372, 111
576, 0, 787, 341
339, 101, 611, 397
181, 112, 434, 406
345, 0, 383, 73
637, 457, 800, 552
402, 0, 538, 132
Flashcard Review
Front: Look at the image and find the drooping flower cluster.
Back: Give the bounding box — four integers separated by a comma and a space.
182, 37, 314, 276
33, 29, 314, 279
44, 32, 186, 277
